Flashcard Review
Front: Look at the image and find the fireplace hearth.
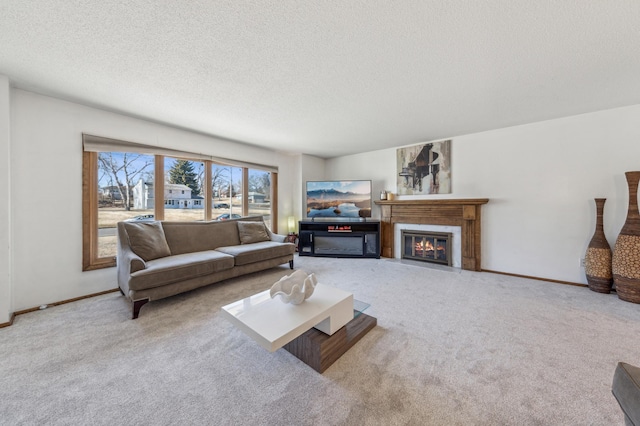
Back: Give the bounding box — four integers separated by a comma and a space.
401, 230, 452, 266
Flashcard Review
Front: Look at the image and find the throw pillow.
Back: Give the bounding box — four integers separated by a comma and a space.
237, 221, 271, 244
123, 221, 172, 261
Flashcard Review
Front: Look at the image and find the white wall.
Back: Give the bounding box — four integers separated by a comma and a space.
0, 76, 11, 323
298, 154, 326, 224
10, 89, 297, 311
326, 104, 640, 284
281, 153, 325, 233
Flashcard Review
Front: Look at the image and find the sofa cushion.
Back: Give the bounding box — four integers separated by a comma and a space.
216, 241, 295, 266
237, 221, 271, 244
129, 250, 235, 291
162, 221, 241, 254
123, 221, 171, 261
612, 362, 640, 426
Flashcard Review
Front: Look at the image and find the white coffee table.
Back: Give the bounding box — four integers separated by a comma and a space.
221, 283, 377, 372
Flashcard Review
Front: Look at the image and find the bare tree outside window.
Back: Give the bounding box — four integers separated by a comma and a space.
96, 152, 154, 258
98, 152, 153, 211
212, 164, 242, 220
211, 166, 229, 199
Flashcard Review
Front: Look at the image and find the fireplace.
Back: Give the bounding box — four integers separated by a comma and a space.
374, 198, 489, 271
401, 230, 452, 266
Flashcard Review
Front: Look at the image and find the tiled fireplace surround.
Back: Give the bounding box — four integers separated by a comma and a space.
374, 199, 489, 271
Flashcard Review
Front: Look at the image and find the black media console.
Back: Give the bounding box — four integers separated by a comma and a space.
298, 220, 380, 259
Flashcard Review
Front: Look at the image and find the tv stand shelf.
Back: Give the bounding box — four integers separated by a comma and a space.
298, 220, 380, 258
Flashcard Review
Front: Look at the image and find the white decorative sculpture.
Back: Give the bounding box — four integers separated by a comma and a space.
270, 270, 317, 304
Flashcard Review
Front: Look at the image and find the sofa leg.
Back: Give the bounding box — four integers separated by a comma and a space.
289, 260, 294, 269
132, 299, 149, 319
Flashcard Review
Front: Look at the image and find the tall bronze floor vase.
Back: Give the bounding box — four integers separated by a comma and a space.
585, 198, 613, 293
612, 171, 640, 303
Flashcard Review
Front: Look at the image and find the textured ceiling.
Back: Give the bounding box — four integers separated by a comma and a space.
1, 1, 639, 158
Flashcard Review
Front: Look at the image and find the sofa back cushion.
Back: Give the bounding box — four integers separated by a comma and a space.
123, 221, 172, 261
237, 221, 271, 244
161, 220, 242, 255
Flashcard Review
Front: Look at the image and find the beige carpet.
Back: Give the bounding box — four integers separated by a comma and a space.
1, 255, 638, 425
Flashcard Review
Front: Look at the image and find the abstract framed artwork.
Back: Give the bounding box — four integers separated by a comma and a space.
397, 140, 451, 195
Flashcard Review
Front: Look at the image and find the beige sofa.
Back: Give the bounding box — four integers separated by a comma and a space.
117, 216, 295, 319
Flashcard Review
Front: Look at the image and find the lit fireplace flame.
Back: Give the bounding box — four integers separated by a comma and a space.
415, 240, 434, 251
414, 240, 446, 253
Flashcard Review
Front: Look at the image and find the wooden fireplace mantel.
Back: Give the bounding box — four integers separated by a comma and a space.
374, 198, 489, 271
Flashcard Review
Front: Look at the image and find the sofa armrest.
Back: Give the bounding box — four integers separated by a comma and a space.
612, 362, 640, 426
262, 223, 287, 243
127, 253, 146, 273
116, 222, 147, 297
270, 233, 286, 243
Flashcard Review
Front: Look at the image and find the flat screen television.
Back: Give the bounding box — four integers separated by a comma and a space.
306, 180, 372, 218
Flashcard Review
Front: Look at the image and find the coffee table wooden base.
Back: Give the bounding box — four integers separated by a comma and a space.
283, 313, 377, 373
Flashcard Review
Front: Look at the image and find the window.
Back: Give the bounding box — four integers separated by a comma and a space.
82, 134, 279, 270
211, 164, 243, 221
83, 150, 155, 270
164, 157, 205, 222
248, 168, 272, 229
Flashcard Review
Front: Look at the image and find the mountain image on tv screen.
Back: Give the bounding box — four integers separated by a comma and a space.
306, 180, 372, 218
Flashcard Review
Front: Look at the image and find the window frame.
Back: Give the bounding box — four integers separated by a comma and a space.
83, 151, 117, 270
82, 137, 279, 271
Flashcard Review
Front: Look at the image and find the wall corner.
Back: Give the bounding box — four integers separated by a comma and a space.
0, 75, 12, 324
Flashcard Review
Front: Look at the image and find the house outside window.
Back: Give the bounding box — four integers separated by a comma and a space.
163, 157, 205, 221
